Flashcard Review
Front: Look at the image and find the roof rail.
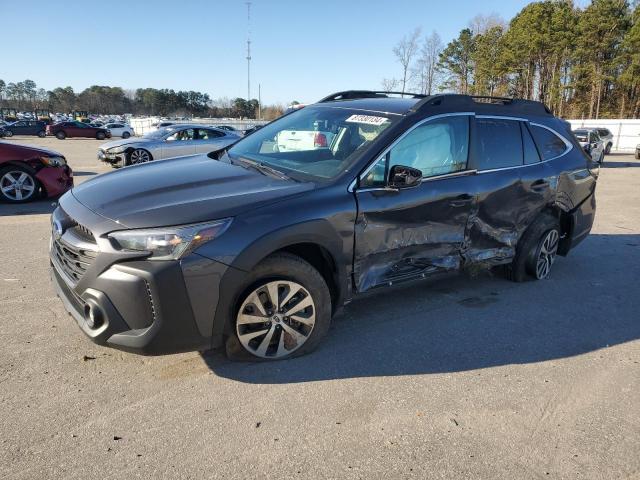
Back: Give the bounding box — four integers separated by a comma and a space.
318, 90, 427, 103
409, 94, 551, 116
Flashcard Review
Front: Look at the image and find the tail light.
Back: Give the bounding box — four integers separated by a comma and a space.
314, 133, 327, 148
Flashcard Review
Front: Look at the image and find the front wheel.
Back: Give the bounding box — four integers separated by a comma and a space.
4, 130, 13, 137
38, 130, 46, 138
96, 132, 106, 140
0, 166, 39, 203
226, 253, 331, 361
127, 148, 152, 165
605, 143, 612, 154
635, 151, 640, 160
56, 131, 66, 140
122, 131, 131, 139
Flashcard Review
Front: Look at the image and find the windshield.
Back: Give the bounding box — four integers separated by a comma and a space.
143, 126, 176, 139
227, 106, 396, 180
573, 131, 588, 142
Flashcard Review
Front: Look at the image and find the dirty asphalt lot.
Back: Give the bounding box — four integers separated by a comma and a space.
0, 136, 639, 479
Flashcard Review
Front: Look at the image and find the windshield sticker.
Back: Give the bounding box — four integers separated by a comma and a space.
345, 115, 389, 126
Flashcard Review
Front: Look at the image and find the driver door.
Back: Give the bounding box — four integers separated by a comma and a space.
353, 114, 477, 291
161, 128, 196, 159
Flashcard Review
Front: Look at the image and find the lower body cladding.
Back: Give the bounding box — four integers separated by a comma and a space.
37, 165, 73, 197
50, 249, 243, 355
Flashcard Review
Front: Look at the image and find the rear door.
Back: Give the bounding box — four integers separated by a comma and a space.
465, 116, 533, 265
12, 121, 28, 135
353, 113, 476, 291
160, 128, 196, 159
194, 128, 230, 154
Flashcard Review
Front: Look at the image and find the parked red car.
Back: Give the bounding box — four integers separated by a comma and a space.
0, 141, 73, 203
46, 121, 111, 140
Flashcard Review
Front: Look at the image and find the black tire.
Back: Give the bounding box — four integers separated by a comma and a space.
635, 151, 640, 160
0, 165, 39, 203
122, 131, 131, 139
37, 130, 46, 138
225, 252, 332, 361
96, 132, 106, 140
55, 131, 66, 140
506, 213, 560, 282
4, 130, 13, 137
605, 143, 612, 154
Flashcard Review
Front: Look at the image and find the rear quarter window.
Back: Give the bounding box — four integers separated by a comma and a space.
530, 125, 567, 160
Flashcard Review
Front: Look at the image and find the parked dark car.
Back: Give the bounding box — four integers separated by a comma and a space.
46, 121, 111, 140
50, 91, 597, 360
0, 141, 73, 202
0, 120, 47, 138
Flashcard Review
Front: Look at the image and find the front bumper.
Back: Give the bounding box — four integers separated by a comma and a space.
49, 197, 239, 355
98, 149, 125, 166
37, 165, 73, 197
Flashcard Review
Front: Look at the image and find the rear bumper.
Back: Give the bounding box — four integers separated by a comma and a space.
36, 165, 73, 197
565, 191, 596, 253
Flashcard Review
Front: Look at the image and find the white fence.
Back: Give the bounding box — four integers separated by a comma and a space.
129, 117, 269, 136
567, 119, 640, 153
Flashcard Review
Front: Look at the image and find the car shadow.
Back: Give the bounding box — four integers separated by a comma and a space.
73, 171, 98, 177
601, 159, 640, 168
201, 233, 640, 384
0, 199, 57, 216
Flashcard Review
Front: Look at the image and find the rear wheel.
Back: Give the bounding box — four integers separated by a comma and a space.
56, 131, 66, 140
0, 166, 39, 203
507, 213, 560, 282
96, 132, 106, 140
4, 130, 13, 138
127, 149, 152, 165
226, 253, 331, 361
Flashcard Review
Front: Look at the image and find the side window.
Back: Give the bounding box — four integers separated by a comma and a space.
362, 116, 469, 187
530, 125, 567, 160
197, 128, 224, 140
166, 129, 194, 142
476, 118, 523, 170
522, 123, 541, 165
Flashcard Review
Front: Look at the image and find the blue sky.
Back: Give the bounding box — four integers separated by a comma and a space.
1, 0, 578, 104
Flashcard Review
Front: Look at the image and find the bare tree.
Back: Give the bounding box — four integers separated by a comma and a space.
468, 12, 506, 35
393, 28, 422, 94
413, 31, 443, 95
381, 78, 400, 91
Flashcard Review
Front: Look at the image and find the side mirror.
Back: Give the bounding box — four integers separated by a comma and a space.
388, 164, 422, 189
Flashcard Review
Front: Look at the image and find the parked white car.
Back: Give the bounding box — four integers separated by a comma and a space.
594, 128, 614, 154
104, 123, 134, 139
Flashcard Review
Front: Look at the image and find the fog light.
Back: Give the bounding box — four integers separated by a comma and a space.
83, 301, 104, 329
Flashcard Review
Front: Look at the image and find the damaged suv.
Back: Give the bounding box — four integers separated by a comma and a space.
50, 91, 598, 360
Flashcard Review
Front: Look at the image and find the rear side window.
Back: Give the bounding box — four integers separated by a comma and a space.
530, 125, 567, 160
522, 124, 541, 165
476, 118, 523, 170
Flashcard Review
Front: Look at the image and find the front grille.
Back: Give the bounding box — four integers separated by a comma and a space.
52, 237, 98, 283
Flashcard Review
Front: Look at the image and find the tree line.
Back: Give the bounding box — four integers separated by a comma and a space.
386, 0, 640, 119
0, 80, 284, 119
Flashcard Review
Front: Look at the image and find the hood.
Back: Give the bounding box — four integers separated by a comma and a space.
99, 137, 152, 150
0, 140, 64, 158
72, 154, 314, 229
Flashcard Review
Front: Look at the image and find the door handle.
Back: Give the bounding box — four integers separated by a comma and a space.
531, 179, 550, 191
449, 194, 474, 207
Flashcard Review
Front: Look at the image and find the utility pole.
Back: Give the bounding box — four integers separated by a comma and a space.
246, 1, 252, 102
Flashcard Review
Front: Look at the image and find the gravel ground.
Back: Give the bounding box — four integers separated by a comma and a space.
1, 136, 639, 479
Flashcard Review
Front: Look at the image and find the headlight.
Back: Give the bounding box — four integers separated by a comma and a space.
40, 155, 67, 167
108, 146, 128, 154
108, 218, 232, 260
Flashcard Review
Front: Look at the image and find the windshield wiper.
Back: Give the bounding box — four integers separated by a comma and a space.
233, 156, 294, 181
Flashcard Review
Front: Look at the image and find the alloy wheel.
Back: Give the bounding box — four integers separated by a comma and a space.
130, 149, 150, 164
1, 170, 36, 201
535, 229, 559, 279
236, 280, 316, 359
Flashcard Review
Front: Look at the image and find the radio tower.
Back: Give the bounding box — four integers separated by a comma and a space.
246, 1, 252, 101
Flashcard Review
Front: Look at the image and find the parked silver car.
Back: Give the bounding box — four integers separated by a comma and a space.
97, 124, 240, 167
595, 128, 614, 154
573, 128, 605, 163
